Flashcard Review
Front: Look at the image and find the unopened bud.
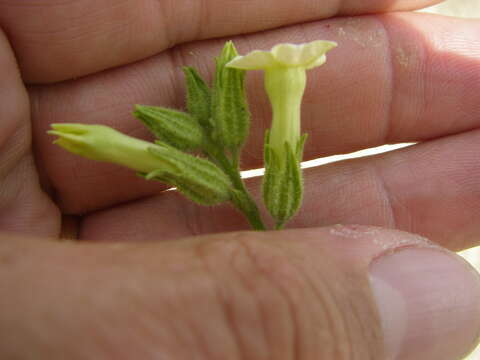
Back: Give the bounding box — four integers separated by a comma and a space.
183, 66, 212, 128
211, 41, 250, 149
134, 105, 204, 151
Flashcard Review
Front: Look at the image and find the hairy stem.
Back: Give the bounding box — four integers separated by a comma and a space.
205, 144, 266, 230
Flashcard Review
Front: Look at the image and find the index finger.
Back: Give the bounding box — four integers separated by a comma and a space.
0, 0, 441, 83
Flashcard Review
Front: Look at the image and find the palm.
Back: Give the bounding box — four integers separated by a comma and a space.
1, 0, 479, 250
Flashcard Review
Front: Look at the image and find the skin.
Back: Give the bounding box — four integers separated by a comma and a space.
1, 0, 480, 358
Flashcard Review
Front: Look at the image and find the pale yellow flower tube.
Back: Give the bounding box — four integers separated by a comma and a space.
227, 40, 337, 158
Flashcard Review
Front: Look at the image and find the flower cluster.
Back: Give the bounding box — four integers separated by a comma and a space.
49, 40, 336, 230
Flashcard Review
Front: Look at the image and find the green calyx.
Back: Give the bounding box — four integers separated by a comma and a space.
263, 133, 307, 229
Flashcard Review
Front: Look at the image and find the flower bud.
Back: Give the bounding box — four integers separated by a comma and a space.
183, 66, 212, 128
134, 105, 204, 151
211, 41, 250, 149
49, 123, 233, 206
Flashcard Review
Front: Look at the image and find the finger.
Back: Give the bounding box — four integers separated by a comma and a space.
0, 0, 441, 83
81, 128, 480, 252
32, 13, 480, 214
1, 227, 479, 359
0, 29, 59, 237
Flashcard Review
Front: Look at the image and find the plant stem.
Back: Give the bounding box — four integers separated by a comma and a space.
205, 144, 266, 230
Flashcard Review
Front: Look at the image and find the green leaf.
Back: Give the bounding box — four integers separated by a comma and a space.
211, 41, 250, 150
134, 105, 204, 151
183, 66, 212, 128
146, 144, 233, 206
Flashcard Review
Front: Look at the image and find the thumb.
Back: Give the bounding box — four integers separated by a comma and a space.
0, 226, 479, 360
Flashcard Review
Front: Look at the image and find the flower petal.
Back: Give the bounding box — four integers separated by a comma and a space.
271, 43, 304, 66
226, 51, 277, 70
302, 40, 337, 68
272, 40, 337, 67
304, 55, 327, 70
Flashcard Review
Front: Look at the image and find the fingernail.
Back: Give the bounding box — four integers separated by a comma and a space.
369, 248, 480, 360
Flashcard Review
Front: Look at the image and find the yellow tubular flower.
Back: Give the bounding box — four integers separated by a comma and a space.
226, 40, 337, 157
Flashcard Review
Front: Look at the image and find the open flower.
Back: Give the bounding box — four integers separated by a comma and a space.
227, 40, 337, 228
226, 40, 337, 157
226, 41, 337, 71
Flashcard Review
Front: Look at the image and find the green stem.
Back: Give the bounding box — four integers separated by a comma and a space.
205, 144, 266, 230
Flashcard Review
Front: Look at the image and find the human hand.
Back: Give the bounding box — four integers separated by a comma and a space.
0, 0, 480, 358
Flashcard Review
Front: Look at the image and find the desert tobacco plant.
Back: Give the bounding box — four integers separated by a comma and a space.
49, 40, 336, 230
227, 40, 337, 228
